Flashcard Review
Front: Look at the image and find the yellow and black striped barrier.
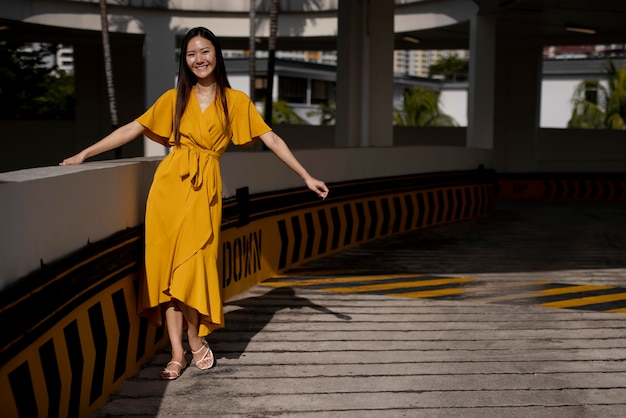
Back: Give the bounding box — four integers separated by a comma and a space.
498, 174, 626, 201
0, 169, 495, 417
0, 230, 166, 418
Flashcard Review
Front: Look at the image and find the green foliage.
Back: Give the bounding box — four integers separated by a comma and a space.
568, 59, 626, 130
393, 86, 457, 127
307, 100, 336, 125
428, 55, 469, 81
271, 100, 309, 125
0, 41, 75, 120
604, 59, 626, 129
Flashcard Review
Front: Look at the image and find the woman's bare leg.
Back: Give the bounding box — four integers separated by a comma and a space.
161, 300, 187, 378
179, 303, 215, 369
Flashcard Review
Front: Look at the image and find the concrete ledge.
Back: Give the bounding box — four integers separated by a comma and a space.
0, 146, 493, 290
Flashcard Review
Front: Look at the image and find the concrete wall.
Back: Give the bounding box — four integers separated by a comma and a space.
0, 145, 493, 291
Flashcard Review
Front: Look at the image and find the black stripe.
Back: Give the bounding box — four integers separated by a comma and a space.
317, 209, 329, 254
112, 288, 130, 382
136, 316, 148, 363
355, 202, 365, 242
445, 189, 454, 222
426, 191, 435, 226
39, 338, 61, 418
9, 361, 37, 418
88, 303, 107, 405
342, 203, 353, 246
303, 212, 315, 259
463, 188, 471, 218
472, 186, 480, 217
380, 197, 391, 236
544, 180, 554, 198
517, 287, 626, 305
569, 300, 626, 312
416, 192, 426, 228
330, 206, 341, 250
64, 320, 83, 418
590, 180, 599, 199
454, 188, 463, 220
392, 196, 402, 234
403, 194, 414, 232
555, 180, 565, 198
367, 200, 378, 240
351, 282, 469, 296
277, 219, 288, 270
290, 216, 302, 265
601, 180, 612, 199
435, 189, 444, 224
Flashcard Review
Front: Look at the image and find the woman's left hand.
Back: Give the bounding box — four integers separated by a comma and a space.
306, 178, 329, 200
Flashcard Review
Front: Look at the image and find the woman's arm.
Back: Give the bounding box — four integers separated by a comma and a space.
259, 131, 329, 199
60, 120, 147, 165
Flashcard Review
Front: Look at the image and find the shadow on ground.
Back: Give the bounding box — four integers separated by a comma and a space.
208, 287, 351, 360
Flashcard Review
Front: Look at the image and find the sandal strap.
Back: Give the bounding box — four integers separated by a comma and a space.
191, 340, 208, 355
166, 361, 184, 368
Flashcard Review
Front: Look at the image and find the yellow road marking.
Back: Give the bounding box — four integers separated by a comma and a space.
322, 277, 472, 293
541, 292, 626, 309
539, 285, 614, 295
386, 288, 465, 298
262, 274, 428, 288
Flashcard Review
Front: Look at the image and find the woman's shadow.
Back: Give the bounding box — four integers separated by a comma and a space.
208, 286, 351, 359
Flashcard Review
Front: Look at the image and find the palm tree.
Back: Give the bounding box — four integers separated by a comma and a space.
605, 59, 626, 129
568, 59, 626, 130
99, 0, 121, 157
272, 100, 309, 125
428, 55, 469, 81
393, 86, 457, 126
567, 80, 607, 129
263, 0, 279, 126
249, 0, 256, 102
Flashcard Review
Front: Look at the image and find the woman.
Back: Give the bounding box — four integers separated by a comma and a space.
61, 27, 329, 380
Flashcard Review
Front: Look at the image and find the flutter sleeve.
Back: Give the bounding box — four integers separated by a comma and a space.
135, 89, 177, 139
230, 90, 272, 146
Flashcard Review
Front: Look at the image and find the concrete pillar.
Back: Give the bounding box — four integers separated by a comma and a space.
140, 16, 177, 157
336, 0, 394, 147
493, 44, 543, 172
467, 14, 496, 149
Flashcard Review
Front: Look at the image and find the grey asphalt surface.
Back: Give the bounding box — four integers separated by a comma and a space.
93, 199, 626, 417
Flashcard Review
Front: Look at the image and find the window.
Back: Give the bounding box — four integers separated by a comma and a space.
278, 76, 307, 104
311, 79, 336, 104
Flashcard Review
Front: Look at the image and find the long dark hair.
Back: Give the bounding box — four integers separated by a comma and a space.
174, 27, 231, 145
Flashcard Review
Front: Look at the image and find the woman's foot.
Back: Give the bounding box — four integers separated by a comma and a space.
190, 339, 215, 370
160, 358, 187, 380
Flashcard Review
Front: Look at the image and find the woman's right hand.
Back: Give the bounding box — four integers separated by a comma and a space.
60, 152, 86, 166
58, 121, 146, 166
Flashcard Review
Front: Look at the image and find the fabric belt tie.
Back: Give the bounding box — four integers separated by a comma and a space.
177, 146, 221, 194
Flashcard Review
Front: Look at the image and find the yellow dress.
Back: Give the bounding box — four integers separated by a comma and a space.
135, 88, 271, 336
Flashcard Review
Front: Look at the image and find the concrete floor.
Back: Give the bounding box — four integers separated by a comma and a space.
93, 199, 626, 417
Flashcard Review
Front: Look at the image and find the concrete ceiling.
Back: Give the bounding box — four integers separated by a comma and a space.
1, 1, 625, 51
395, 0, 626, 50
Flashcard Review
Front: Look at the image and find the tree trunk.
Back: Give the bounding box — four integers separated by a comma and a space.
249, 0, 256, 102
263, 0, 279, 126
99, 0, 121, 158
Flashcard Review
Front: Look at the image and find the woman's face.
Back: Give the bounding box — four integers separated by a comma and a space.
185, 35, 217, 81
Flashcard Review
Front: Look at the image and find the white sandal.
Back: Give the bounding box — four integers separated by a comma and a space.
160, 360, 186, 380
191, 340, 215, 370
